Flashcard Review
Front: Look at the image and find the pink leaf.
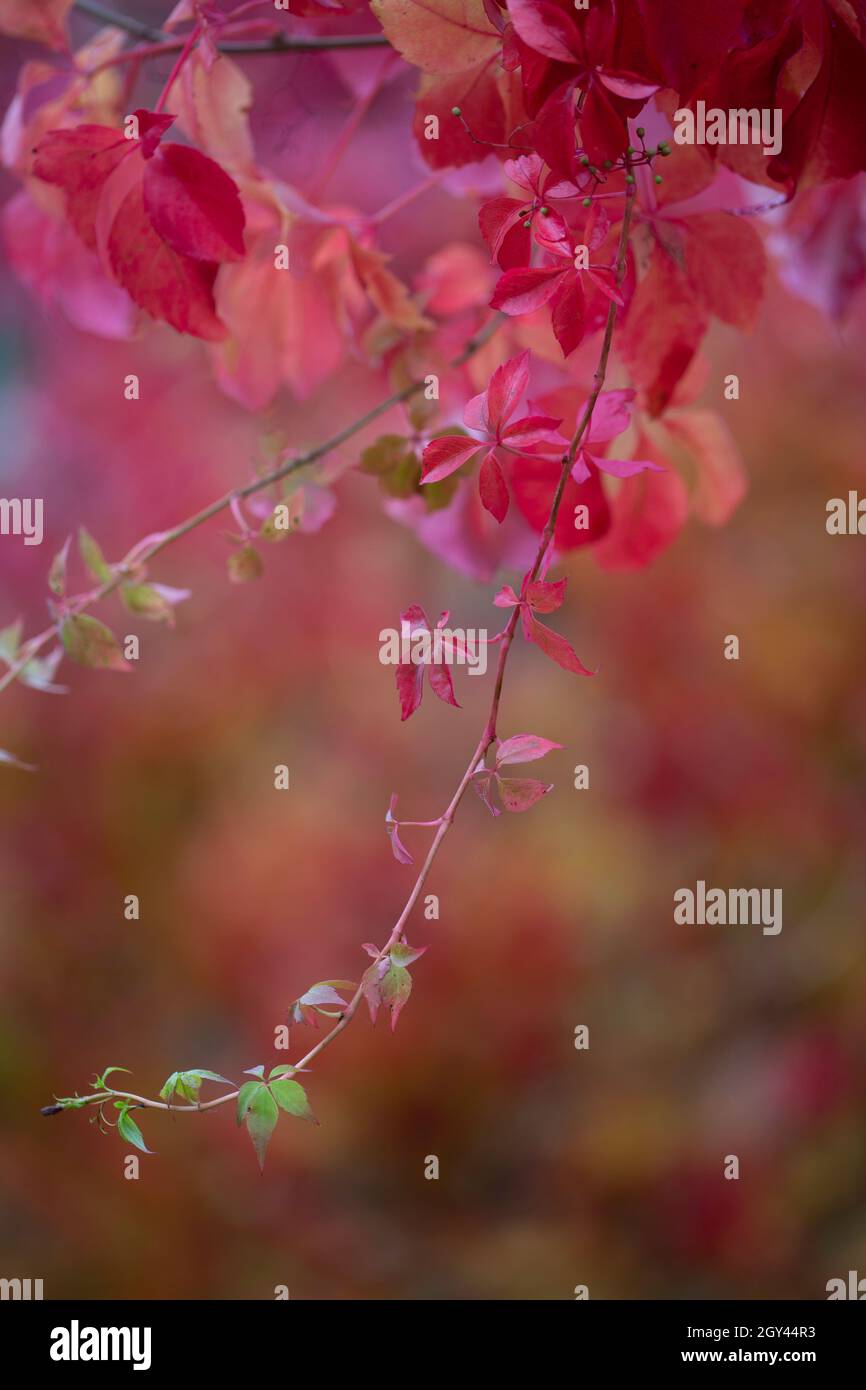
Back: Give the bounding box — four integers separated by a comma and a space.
595, 71, 660, 101
478, 448, 509, 522
522, 609, 594, 676
495, 774, 553, 812
396, 661, 425, 721
493, 584, 520, 608
506, 0, 579, 64
495, 733, 563, 767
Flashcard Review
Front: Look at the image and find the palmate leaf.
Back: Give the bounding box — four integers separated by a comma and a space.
236, 1070, 317, 1168
115, 1101, 154, 1155
159, 1068, 231, 1104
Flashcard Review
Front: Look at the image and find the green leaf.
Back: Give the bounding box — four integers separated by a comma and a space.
236, 1080, 261, 1125
78, 527, 111, 583
380, 963, 412, 1031
48, 537, 71, 597
159, 1071, 180, 1102
115, 1102, 153, 1155
17, 646, 65, 693
120, 583, 188, 625
269, 1078, 317, 1124
95, 1065, 131, 1090
60, 615, 130, 672
161, 1068, 233, 1104
0, 619, 22, 664
240, 1083, 279, 1170
359, 434, 412, 477
227, 545, 263, 583
390, 942, 427, 968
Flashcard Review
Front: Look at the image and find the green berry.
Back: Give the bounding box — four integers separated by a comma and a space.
451, 106, 461, 117
579, 154, 590, 166
540, 206, 550, 216
654, 173, 663, 184
625, 173, 635, 184
603, 160, 613, 170
523, 219, 531, 228
636, 126, 645, 138
627, 145, 636, 155
582, 196, 592, 207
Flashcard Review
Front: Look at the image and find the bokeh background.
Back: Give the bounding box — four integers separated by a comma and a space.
1, 4, 866, 1300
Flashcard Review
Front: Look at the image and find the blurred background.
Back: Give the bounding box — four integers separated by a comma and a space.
1, 3, 866, 1300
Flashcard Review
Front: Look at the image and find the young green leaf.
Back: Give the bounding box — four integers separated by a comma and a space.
60, 615, 130, 672
115, 1102, 153, 1154
239, 1083, 279, 1170
120, 583, 190, 625
380, 962, 412, 1031
0, 619, 22, 663
48, 536, 71, 597
389, 941, 427, 968
269, 1077, 317, 1124
95, 1065, 132, 1089
78, 527, 112, 583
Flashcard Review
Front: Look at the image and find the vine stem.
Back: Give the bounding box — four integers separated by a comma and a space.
0, 313, 505, 703
72, 1, 392, 54
42, 177, 637, 1125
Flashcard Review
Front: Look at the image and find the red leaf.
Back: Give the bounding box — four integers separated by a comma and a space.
143, 142, 245, 263
479, 196, 531, 269
506, 0, 579, 64
621, 245, 708, 417
107, 184, 227, 341
484, 348, 531, 432
396, 660, 425, 720
421, 434, 483, 484
683, 212, 766, 330
593, 439, 690, 571
478, 448, 509, 522
33, 126, 130, 252
663, 411, 747, 526
524, 576, 566, 613
522, 608, 594, 675
511, 454, 611, 550
490, 264, 563, 315
550, 270, 586, 356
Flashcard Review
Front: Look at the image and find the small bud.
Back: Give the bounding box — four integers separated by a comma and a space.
636, 126, 645, 138
523, 219, 531, 228
451, 106, 461, 117
41, 1104, 63, 1116
579, 154, 590, 166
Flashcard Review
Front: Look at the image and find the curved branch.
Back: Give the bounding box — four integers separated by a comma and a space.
72, 1, 392, 53
42, 178, 637, 1132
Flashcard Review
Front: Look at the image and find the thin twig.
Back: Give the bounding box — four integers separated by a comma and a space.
44, 182, 637, 1126
72, 1, 392, 54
